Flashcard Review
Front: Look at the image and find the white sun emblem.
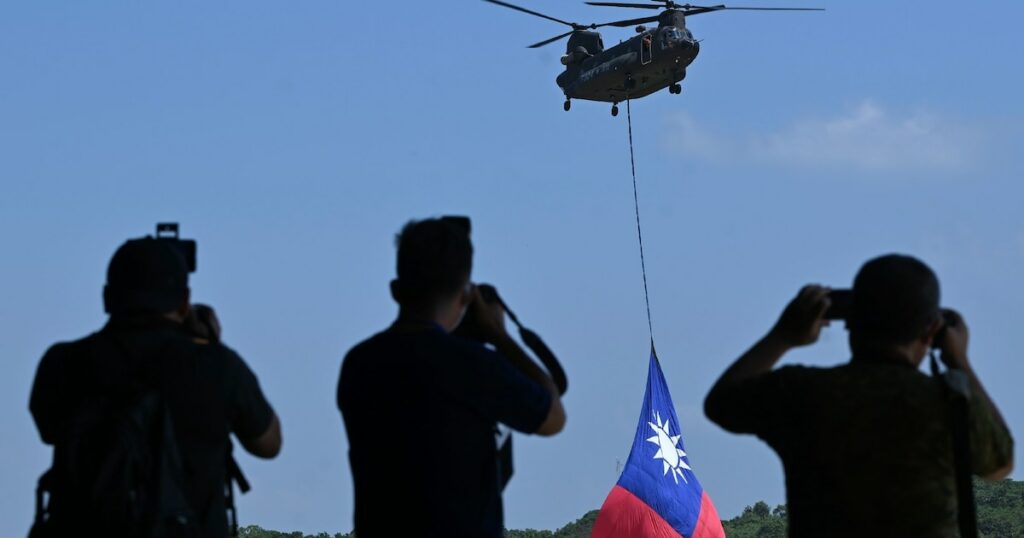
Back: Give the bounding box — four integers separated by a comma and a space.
647, 411, 691, 484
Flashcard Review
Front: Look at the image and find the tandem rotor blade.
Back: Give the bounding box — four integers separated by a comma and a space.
680, 4, 726, 16
683, 4, 824, 14
602, 1, 824, 12
706, 6, 823, 10
528, 29, 578, 48
599, 15, 662, 27
526, 15, 659, 46
482, 0, 577, 27
585, 2, 663, 8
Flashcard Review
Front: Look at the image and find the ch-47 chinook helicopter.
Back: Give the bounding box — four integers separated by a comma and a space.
484, 0, 822, 115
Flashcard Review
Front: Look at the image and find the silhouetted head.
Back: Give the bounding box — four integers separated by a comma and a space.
103, 237, 190, 319
849, 254, 942, 365
390, 217, 474, 330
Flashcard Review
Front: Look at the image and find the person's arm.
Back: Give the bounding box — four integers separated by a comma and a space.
239, 413, 282, 459
705, 285, 830, 430
936, 309, 1014, 480
492, 334, 566, 436
222, 342, 283, 460
471, 288, 566, 436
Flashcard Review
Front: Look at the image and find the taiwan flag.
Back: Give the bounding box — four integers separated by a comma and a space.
592, 349, 725, 538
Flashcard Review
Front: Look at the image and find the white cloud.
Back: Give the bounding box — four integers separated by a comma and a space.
665, 101, 982, 171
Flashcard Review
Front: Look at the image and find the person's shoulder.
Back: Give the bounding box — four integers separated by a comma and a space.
341, 330, 415, 385
193, 339, 251, 374
343, 329, 394, 363
345, 328, 476, 360
38, 331, 103, 367
839, 359, 933, 383
444, 333, 493, 355
775, 364, 819, 375
744, 364, 840, 394
31, 332, 106, 408
767, 363, 826, 382
159, 329, 253, 382
435, 334, 507, 372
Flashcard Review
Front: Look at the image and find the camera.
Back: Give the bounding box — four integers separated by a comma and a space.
932, 310, 958, 350
156, 223, 197, 273
440, 215, 471, 234
824, 289, 852, 320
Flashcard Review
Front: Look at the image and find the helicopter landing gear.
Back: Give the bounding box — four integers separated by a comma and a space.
563, 99, 571, 112
669, 83, 682, 94
611, 103, 619, 117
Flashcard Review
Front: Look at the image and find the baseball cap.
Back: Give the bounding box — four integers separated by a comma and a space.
103, 237, 189, 314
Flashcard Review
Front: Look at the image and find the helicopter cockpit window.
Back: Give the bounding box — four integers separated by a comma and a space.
662, 27, 685, 48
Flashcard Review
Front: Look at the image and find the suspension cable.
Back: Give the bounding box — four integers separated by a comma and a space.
625, 98, 654, 346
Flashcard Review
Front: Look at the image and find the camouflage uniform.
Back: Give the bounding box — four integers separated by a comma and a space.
711, 358, 1014, 537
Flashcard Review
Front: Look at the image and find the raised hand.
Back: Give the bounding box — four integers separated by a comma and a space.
768, 285, 831, 348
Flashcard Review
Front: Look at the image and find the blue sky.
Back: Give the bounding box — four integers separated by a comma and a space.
1, 0, 1022, 535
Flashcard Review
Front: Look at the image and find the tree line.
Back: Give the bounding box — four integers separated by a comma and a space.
240, 478, 1023, 538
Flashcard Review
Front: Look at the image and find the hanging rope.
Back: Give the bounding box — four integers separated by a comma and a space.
626, 98, 654, 346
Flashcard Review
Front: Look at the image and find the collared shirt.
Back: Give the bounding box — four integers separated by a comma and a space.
709, 359, 1014, 537
337, 323, 552, 538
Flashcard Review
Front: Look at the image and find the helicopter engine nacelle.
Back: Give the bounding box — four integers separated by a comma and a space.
561, 47, 592, 66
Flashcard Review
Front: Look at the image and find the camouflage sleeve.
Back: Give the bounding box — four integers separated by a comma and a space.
968, 391, 1014, 477
706, 366, 809, 438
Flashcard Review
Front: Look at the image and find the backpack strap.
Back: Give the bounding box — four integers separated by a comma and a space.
225, 442, 251, 537
33, 469, 54, 527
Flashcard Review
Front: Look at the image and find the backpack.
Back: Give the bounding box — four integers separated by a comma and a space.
31, 333, 200, 538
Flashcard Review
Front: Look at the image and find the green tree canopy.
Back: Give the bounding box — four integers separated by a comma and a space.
242, 478, 1022, 538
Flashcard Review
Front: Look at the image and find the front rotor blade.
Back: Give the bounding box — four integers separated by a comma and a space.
599, 15, 661, 27
528, 29, 577, 48
681, 5, 725, 15
585, 2, 662, 9
482, 0, 576, 27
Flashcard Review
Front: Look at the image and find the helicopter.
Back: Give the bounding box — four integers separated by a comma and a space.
484, 0, 823, 116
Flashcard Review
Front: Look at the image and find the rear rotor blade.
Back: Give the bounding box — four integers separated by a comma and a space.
585, 2, 662, 8
599, 15, 661, 27
528, 29, 578, 48
709, 6, 824, 10
684, 4, 824, 12
482, 0, 577, 27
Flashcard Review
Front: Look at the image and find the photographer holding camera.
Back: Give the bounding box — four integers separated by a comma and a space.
337, 216, 567, 538
29, 227, 282, 538
705, 254, 1013, 537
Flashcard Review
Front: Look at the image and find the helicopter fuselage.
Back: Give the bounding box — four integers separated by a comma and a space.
485, 0, 821, 113
557, 10, 699, 103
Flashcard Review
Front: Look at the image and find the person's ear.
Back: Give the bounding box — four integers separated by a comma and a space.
176, 288, 192, 319
103, 285, 112, 314
390, 280, 402, 304
459, 282, 475, 308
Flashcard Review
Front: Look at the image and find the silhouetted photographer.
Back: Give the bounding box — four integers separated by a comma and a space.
29, 224, 282, 538
705, 254, 1013, 538
337, 216, 567, 538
